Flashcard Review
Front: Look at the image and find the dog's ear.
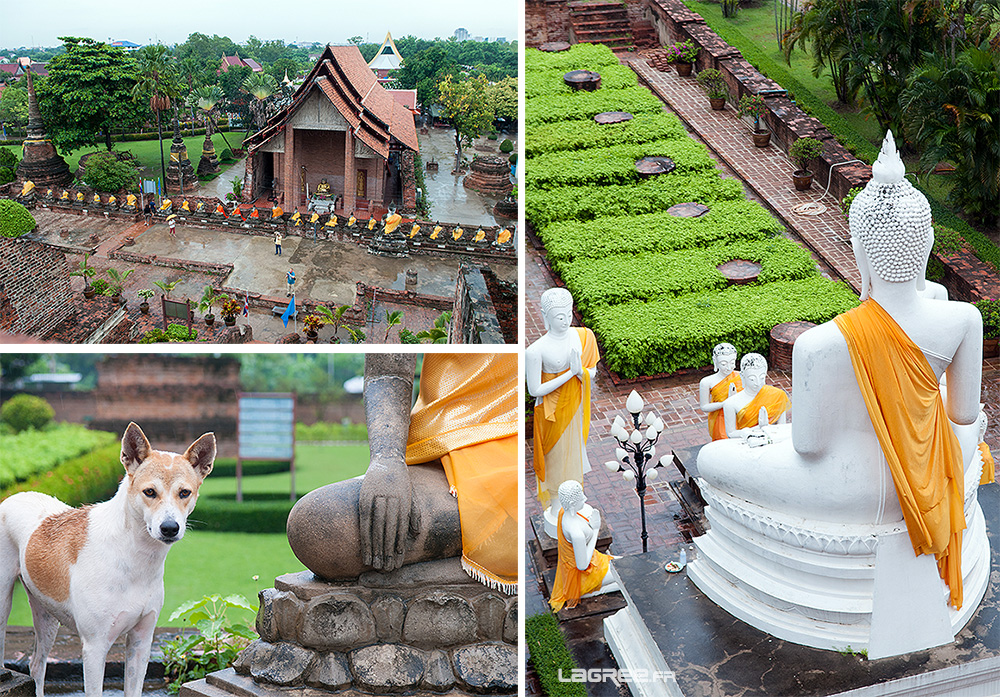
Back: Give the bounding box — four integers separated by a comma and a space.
121, 422, 151, 474
183, 433, 216, 479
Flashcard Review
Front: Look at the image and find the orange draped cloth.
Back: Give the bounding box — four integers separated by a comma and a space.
549, 509, 612, 611
405, 354, 518, 593
734, 385, 790, 431
708, 372, 742, 440
533, 328, 600, 488
834, 299, 966, 609
980, 443, 995, 486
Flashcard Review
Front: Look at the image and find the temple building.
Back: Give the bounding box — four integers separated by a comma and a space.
367, 32, 403, 83
242, 44, 419, 214
219, 53, 263, 73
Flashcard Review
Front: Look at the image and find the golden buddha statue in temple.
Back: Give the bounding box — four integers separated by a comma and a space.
315, 178, 332, 198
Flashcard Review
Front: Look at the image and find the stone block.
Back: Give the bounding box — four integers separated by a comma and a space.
231, 639, 267, 675
452, 643, 518, 693
473, 594, 506, 641
249, 642, 314, 686
402, 592, 477, 648
304, 652, 351, 690
371, 594, 405, 642
271, 590, 300, 641
300, 593, 377, 651
351, 644, 426, 692
421, 649, 456, 691
255, 588, 279, 642
503, 599, 517, 644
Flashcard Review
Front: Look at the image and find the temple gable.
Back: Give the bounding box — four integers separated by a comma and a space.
288, 90, 351, 132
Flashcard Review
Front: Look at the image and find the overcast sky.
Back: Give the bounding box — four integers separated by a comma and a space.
1, 0, 519, 49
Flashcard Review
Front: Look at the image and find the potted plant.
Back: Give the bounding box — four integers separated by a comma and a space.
104, 268, 133, 305
70, 254, 96, 298
220, 296, 241, 326
974, 298, 1000, 358
789, 137, 824, 191
738, 94, 771, 147
316, 303, 351, 343
138, 289, 154, 314
199, 285, 219, 326
154, 279, 180, 299
696, 69, 729, 110
90, 278, 111, 296
302, 313, 324, 342
666, 39, 699, 77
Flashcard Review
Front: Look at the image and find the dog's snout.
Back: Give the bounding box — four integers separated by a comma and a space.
160, 520, 180, 538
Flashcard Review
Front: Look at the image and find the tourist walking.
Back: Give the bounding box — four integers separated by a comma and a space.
143, 200, 154, 225
275, 230, 282, 256
286, 268, 296, 296
167, 216, 176, 236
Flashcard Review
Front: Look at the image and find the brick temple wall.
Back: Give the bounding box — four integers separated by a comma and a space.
0, 235, 75, 337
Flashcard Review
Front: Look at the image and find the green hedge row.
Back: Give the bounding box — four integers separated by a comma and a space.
525, 63, 640, 99
296, 422, 368, 442
189, 494, 294, 534
210, 459, 291, 478
526, 111, 688, 158
525, 44, 622, 73
526, 137, 716, 191
588, 276, 858, 378
526, 172, 745, 228
539, 200, 785, 265
0, 442, 123, 506
525, 86, 666, 127
561, 237, 819, 312
526, 613, 587, 697
0, 426, 118, 489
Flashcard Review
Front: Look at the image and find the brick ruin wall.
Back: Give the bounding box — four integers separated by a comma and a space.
0, 235, 75, 337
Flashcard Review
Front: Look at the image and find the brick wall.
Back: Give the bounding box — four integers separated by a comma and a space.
526, 0, 572, 45
0, 235, 75, 336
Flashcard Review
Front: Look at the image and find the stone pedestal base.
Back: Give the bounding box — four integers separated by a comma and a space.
166, 140, 197, 196
220, 561, 516, 696
462, 156, 512, 197
0, 668, 35, 697
15, 138, 72, 190
367, 231, 409, 258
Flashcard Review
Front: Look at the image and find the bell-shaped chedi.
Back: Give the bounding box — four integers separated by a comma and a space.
164, 110, 196, 195
463, 154, 512, 197
15, 68, 72, 189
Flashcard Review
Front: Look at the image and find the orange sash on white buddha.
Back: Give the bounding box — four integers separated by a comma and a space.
549, 509, 611, 612
405, 354, 518, 593
708, 372, 742, 440
980, 442, 995, 486
834, 299, 966, 608
734, 385, 789, 431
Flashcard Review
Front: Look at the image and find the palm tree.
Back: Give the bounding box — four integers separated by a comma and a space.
186, 85, 225, 175
241, 72, 278, 138
132, 45, 179, 188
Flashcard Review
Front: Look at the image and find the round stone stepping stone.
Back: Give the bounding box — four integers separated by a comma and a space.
770, 321, 816, 372
564, 70, 601, 91
635, 156, 676, 176
667, 202, 710, 218
540, 41, 571, 52
594, 111, 633, 125
716, 259, 762, 285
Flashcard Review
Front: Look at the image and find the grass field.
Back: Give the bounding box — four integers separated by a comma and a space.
4, 442, 369, 627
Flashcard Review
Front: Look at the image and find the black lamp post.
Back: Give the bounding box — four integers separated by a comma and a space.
605, 389, 668, 553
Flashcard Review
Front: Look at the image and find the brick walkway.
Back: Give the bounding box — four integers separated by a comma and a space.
625, 54, 864, 294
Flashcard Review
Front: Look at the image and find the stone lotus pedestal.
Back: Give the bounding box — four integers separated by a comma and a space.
462, 156, 512, 197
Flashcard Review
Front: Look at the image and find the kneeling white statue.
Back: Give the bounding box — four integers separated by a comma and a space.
689, 131, 991, 659
549, 480, 617, 611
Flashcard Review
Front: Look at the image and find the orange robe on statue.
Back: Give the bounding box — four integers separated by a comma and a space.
708, 372, 742, 440
834, 299, 966, 609
734, 385, 790, 431
533, 327, 600, 506
405, 354, 518, 593
549, 509, 612, 611
980, 443, 995, 486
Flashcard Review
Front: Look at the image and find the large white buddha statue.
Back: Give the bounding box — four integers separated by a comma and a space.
689, 132, 991, 659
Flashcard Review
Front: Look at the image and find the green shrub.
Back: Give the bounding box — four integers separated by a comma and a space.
525, 63, 640, 99
789, 137, 824, 171
526, 111, 688, 158
190, 494, 295, 533
0, 442, 124, 506
0, 149, 17, 169
499, 138, 514, 154
209, 458, 291, 478
0, 166, 14, 185
0, 199, 36, 238
840, 186, 863, 217
526, 613, 587, 697
527, 137, 715, 191
83, 152, 138, 193
589, 276, 858, 378
526, 171, 745, 228
696, 68, 729, 99
525, 44, 621, 73
539, 200, 785, 265
90, 278, 110, 294
1, 394, 54, 433
220, 148, 234, 161
932, 223, 963, 255
0, 426, 118, 489
296, 422, 368, 442
526, 86, 666, 127
139, 324, 200, 343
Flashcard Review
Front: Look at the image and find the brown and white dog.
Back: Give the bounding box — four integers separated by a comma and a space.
0, 422, 215, 697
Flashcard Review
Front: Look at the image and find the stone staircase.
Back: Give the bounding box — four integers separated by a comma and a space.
568, 1, 634, 51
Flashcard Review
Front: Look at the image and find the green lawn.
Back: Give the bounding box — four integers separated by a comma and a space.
4, 442, 369, 627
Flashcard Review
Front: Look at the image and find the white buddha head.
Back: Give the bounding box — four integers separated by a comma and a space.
849, 131, 933, 300
541, 287, 574, 336
558, 479, 587, 514
740, 353, 768, 394
712, 342, 737, 375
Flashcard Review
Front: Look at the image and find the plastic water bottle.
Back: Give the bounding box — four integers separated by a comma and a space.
679, 548, 687, 568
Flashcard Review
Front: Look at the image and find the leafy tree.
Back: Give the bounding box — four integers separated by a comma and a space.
486, 76, 517, 122
901, 43, 1000, 224
218, 65, 252, 133
83, 152, 138, 192
175, 33, 239, 71
392, 46, 459, 111
37, 37, 147, 152
437, 74, 494, 166
265, 58, 301, 86
0, 83, 28, 129
132, 44, 180, 185
187, 84, 233, 154
242, 72, 278, 136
